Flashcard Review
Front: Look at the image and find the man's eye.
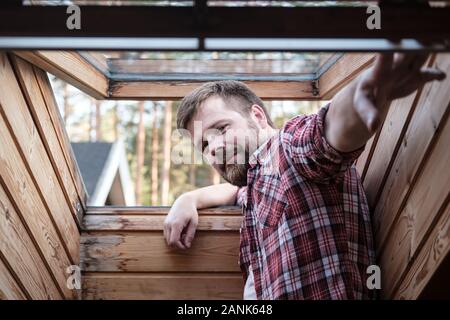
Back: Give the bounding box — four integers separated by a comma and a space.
218, 125, 228, 133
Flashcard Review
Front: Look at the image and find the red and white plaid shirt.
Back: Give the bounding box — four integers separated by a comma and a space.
236, 104, 376, 299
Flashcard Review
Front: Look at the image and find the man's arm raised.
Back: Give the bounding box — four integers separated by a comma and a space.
163, 183, 239, 250
325, 53, 446, 153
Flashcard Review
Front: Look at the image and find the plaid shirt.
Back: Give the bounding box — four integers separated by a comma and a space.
236, 104, 376, 300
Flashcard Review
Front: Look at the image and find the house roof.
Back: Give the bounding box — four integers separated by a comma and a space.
71, 142, 113, 197
71, 140, 136, 206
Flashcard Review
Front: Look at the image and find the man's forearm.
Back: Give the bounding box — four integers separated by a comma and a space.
183, 183, 240, 209
324, 70, 379, 153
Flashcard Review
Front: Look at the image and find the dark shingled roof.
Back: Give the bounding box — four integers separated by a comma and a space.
71, 142, 113, 197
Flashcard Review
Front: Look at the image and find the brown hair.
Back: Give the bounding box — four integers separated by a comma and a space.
176, 80, 275, 130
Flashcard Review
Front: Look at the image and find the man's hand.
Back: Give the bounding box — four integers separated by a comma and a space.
354, 53, 446, 134
326, 53, 446, 152
163, 183, 239, 250
164, 193, 198, 250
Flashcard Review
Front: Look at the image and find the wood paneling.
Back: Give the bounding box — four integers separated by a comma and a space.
11, 55, 85, 226
373, 54, 450, 252
0, 52, 83, 299
86, 206, 241, 216
83, 273, 243, 300
0, 184, 61, 300
394, 202, 450, 299
84, 215, 241, 231
360, 53, 450, 299
0, 100, 75, 299
355, 129, 378, 181
82, 231, 240, 273
33, 65, 88, 211
81, 207, 243, 299
363, 93, 420, 208
380, 115, 450, 297
0, 258, 26, 300
0, 53, 80, 264
85, 206, 242, 231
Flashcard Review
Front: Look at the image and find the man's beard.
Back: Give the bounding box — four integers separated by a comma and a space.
221, 159, 251, 187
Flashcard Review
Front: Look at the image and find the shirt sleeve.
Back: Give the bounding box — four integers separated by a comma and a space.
280, 103, 365, 183
235, 186, 247, 207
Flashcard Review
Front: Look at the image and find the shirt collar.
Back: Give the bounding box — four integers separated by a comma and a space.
248, 130, 279, 168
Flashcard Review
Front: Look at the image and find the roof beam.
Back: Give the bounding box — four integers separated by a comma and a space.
14, 51, 109, 99
109, 79, 318, 100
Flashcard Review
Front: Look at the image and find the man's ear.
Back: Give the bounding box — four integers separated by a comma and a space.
250, 104, 269, 128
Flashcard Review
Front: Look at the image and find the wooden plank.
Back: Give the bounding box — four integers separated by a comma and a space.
0, 184, 62, 300
0, 107, 76, 299
379, 115, 450, 298
78, 52, 109, 76
81, 231, 240, 272
83, 272, 243, 300
393, 201, 450, 300
410, 118, 450, 254
33, 65, 88, 210
109, 80, 317, 100
373, 53, 450, 252
355, 132, 376, 182
0, 257, 26, 300
0, 53, 80, 264
10, 54, 83, 228
417, 254, 450, 299
355, 120, 387, 184
363, 92, 420, 208
319, 53, 375, 100
14, 51, 108, 99
84, 215, 242, 231
86, 206, 242, 216
363, 55, 435, 209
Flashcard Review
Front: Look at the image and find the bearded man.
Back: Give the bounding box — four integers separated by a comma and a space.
163, 53, 445, 300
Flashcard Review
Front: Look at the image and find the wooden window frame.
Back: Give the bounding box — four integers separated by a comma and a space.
14, 50, 375, 100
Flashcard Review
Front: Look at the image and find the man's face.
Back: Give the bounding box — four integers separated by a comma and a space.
187, 96, 262, 186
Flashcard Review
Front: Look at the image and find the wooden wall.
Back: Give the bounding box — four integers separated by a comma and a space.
81, 207, 243, 299
356, 53, 450, 299
0, 53, 86, 300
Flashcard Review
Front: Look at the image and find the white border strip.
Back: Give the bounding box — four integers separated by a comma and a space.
0, 36, 447, 51
204, 38, 447, 51
0, 37, 199, 50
